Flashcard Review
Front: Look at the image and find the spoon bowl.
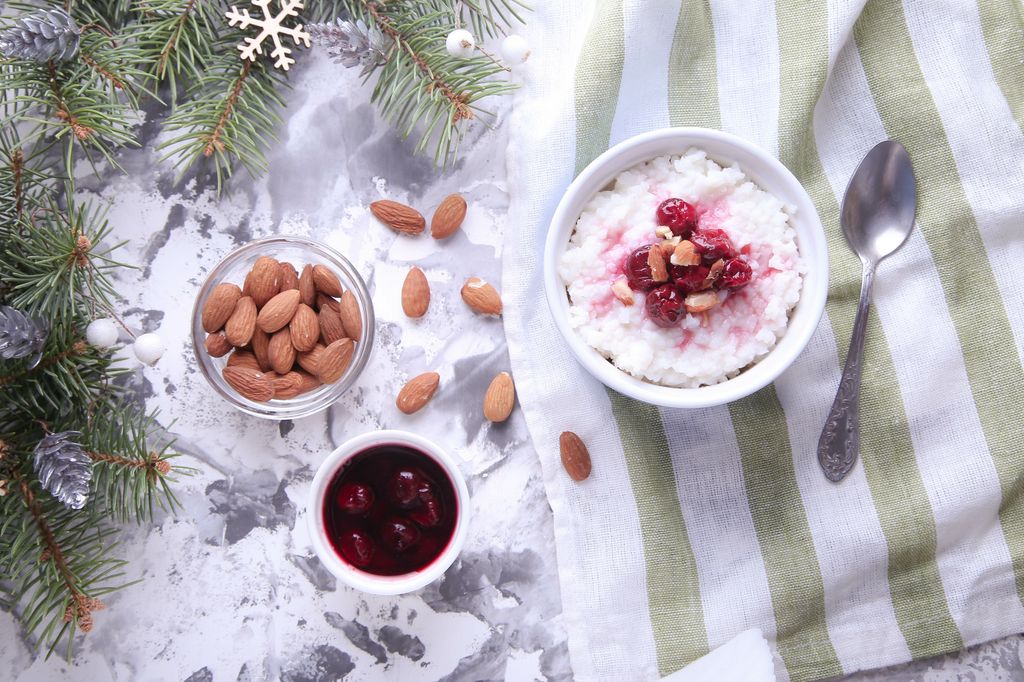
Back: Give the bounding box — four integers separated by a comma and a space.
841, 141, 917, 264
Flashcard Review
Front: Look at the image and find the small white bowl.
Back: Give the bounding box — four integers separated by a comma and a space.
307, 430, 470, 595
544, 127, 828, 409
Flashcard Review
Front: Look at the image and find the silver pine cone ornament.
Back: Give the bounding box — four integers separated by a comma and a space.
0, 305, 49, 367
308, 19, 392, 76
33, 431, 92, 511
0, 8, 81, 63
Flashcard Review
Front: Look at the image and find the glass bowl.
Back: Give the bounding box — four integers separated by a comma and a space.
191, 236, 375, 420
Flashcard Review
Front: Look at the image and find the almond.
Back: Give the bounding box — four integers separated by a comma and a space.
248, 256, 280, 307
461, 277, 502, 315
272, 371, 304, 399
202, 282, 242, 333
559, 431, 592, 481
316, 293, 340, 313
655, 225, 673, 240
611, 278, 634, 306
396, 372, 440, 414
318, 306, 347, 345
256, 289, 301, 333
647, 245, 668, 282
312, 264, 344, 297
297, 343, 325, 376
298, 264, 317, 306
370, 199, 425, 235
703, 258, 725, 289
242, 270, 252, 297
278, 262, 300, 291
659, 241, 677, 259
224, 296, 257, 347
430, 193, 467, 239
318, 338, 354, 384
251, 327, 272, 372
296, 370, 321, 395
684, 290, 720, 313
223, 366, 274, 402
339, 290, 363, 340
483, 371, 515, 422
290, 303, 320, 352
671, 240, 701, 267
268, 328, 297, 374
401, 267, 430, 318
226, 350, 261, 371
204, 332, 232, 358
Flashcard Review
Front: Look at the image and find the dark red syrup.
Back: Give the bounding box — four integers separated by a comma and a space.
324, 444, 458, 576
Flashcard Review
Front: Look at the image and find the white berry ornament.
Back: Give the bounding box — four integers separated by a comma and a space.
133, 332, 165, 365
445, 29, 475, 58
85, 318, 118, 348
500, 34, 530, 66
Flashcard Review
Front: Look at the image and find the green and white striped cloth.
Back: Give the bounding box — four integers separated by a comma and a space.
503, 1, 1024, 680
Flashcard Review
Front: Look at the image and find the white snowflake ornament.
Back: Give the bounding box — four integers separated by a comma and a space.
226, 0, 311, 71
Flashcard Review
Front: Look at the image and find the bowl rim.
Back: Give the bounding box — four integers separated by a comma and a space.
306, 429, 471, 595
543, 126, 828, 409
190, 236, 375, 420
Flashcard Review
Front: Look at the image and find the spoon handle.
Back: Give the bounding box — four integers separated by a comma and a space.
818, 263, 876, 482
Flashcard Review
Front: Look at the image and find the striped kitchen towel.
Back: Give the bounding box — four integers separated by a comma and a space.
502, 1, 1024, 681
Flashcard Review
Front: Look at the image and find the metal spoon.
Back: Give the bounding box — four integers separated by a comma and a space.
817, 140, 917, 482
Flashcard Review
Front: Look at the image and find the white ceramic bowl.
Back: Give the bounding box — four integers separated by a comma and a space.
307, 430, 470, 595
544, 127, 828, 409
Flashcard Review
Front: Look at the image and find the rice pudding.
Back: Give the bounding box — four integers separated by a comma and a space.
558, 148, 805, 388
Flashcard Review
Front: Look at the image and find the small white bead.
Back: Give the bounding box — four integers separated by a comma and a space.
500, 34, 531, 66
85, 318, 119, 348
133, 333, 165, 365
445, 29, 475, 58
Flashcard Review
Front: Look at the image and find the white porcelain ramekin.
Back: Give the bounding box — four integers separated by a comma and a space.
307, 430, 470, 595
544, 127, 828, 409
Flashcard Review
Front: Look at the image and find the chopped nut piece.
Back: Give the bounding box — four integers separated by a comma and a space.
670, 240, 701, 267
647, 245, 669, 282
659, 241, 676, 258
703, 258, 725, 289
611, 278, 635, 306
684, 290, 720, 313
654, 225, 673, 239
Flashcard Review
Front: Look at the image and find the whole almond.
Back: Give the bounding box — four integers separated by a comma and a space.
223, 366, 274, 402
278, 262, 300, 291
339, 291, 363, 340
461, 277, 502, 315
257, 289, 301, 333
483, 371, 515, 422
204, 332, 232, 358
430, 193, 467, 239
297, 343, 325, 376
318, 338, 355, 384
316, 293, 340, 313
248, 256, 280, 307
647, 246, 668, 282
296, 370, 321, 394
312, 264, 344, 297
226, 350, 261, 371
224, 296, 257, 347
318, 306, 347, 345
272, 371, 304, 399
396, 372, 440, 414
202, 282, 242, 333
298, 264, 316, 306
371, 199, 426, 235
290, 304, 320, 352
268, 328, 297, 374
401, 267, 430, 318
559, 431, 592, 481
242, 270, 252, 297
251, 327, 272, 371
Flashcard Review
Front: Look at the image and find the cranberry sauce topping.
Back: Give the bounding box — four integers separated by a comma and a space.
655, 198, 698, 237
623, 245, 658, 292
690, 228, 736, 262
325, 444, 457, 576
645, 284, 687, 327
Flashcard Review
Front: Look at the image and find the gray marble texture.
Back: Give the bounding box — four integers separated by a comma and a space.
0, 49, 1021, 682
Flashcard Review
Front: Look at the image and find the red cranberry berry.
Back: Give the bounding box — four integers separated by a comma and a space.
380, 517, 421, 552
670, 264, 710, 294
623, 245, 658, 291
388, 469, 423, 508
645, 284, 686, 328
408, 497, 443, 528
336, 482, 375, 515
656, 198, 698, 237
720, 258, 753, 289
690, 229, 736, 261
338, 529, 375, 567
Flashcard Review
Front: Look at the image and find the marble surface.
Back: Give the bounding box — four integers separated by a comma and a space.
0, 50, 1020, 682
